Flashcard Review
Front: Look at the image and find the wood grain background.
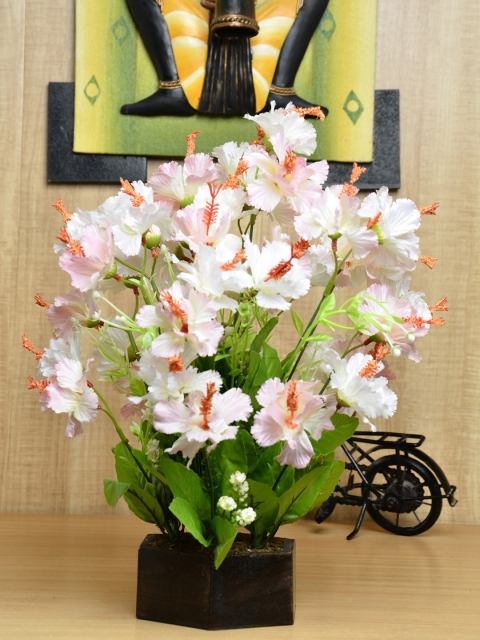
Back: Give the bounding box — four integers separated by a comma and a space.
1, 1, 478, 523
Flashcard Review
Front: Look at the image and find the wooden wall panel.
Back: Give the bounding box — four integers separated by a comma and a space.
1, 1, 478, 524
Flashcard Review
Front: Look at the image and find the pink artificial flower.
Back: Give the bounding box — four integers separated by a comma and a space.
47, 290, 100, 339
59, 225, 115, 292
45, 358, 98, 429
154, 383, 252, 464
251, 378, 336, 469
172, 183, 237, 252
147, 154, 221, 210
358, 284, 433, 361
136, 281, 223, 358
245, 141, 322, 214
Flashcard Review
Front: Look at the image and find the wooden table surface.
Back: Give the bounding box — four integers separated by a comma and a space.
1, 514, 479, 639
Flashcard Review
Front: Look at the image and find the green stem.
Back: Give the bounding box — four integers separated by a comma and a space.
127, 331, 139, 360
132, 290, 140, 320
203, 448, 215, 519
286, 250, 352, 381
115, 257, 143, 274
272, 466, 287, 492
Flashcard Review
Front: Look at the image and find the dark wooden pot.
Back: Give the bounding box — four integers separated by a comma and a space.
136, 532, 295, 630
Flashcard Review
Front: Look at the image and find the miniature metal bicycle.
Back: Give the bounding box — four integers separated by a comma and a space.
315, 432, 458, 539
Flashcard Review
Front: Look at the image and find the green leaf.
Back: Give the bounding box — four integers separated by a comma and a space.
310, 460, 345, 512
169, 497, 212, 547
124, 492, 156, 524
250, 443, 282, 485
312, 413, 359, 456
124, 486, 165, 526
305, 333, 332, 343
103, 479, 130, 508
211, 516, 238, 569
243, 349, 261, 394
158, 457, 210, 520
209, 436, 248, 497
237, 429, 260, 473
253, 343, 283, 388
281, 462, 343, 524
129, 378, 145, 396
318, 292, 336, 320
250, 317, 278, 353
276, 465, 331, 525
114, 443, 143, 487
247, 480, 279, 544
290, 309, 304, 336
274, 466, 295, 496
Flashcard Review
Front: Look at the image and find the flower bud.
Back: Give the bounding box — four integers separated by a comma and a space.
392, 347, 402, 357
86, 317, 102, 328
103, 262, 117, 280
145, 225, 161, 249
407, 333, 416, 343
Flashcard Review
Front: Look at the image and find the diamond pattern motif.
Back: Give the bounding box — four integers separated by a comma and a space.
83, 76, 101, 106
343, 90, 364, 125
111, 16, 131, 46
319, 10, 336, 41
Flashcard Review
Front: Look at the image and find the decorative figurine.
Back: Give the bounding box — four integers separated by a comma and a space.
314, 432, 458, 539
121, 0, 330, 116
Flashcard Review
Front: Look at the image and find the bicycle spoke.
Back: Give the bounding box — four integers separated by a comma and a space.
395, 512, 399, 527
413, 510, 421, 523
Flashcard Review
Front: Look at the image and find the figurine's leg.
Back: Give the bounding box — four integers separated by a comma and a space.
121, 0, 196, 116
262, 0, 330, 115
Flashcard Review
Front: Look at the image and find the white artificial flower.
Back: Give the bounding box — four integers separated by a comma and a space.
217, 496, 237, 512
244, 102, 317, 156
153, 385, 253, 465
243, 235, 311, 311
322, 349, 397, 428
235, 507, 256, 526
358, 186, 420, 270
136, 281, 223, 358
230, 471, 247, 486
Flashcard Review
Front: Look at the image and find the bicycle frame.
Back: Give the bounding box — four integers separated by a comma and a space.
329, 432, 457, 539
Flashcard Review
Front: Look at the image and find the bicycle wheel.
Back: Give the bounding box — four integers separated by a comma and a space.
314, 496, 337, 524
363, 454, 443, 536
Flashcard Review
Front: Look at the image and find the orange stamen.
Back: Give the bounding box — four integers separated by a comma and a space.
419, 255, 439, 270
292, 106, 326, 121
222, 174, 241, 190
57, 228, 70, 244
151, 247, 159, 259
283, 150, 297, 176
203, 182, 221, 235
220, 249, 246, 271
265, 260, 292, 282
34, 294, 50, 309
250, 125, 266, 146
22, 334, 44, 360
27, 376, 49, 392
235, 159, 249, 176
427, 317, 446, 326
186, 130, 201, 156
403, 316, 425, 328
168, 356, 184, 373
161, 291, 186, 321
419, 202, 439, 216
199, 382, 217, 430
340, 162, 366, 197
291, 239, 309, 259
285, 381, 299, 429
52, 197, 73, 223
120, 178, 145, 207
68, 241, 85, 257
359, 359, 378, 379
429, 297, 449, 312
367, 211, 382, 230
369, 343, 390, 361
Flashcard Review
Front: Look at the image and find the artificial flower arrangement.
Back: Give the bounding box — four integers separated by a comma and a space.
24, 104, 446, 569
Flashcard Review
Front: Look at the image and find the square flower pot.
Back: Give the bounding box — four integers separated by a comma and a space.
136, 532, 295, 630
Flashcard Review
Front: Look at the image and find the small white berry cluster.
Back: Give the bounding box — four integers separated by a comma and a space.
216, 471, 256, 527
230, 471, 249, 504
